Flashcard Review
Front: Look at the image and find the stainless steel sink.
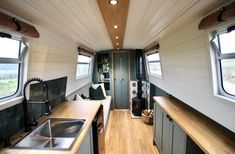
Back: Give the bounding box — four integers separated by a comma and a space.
11, 118, 87, 150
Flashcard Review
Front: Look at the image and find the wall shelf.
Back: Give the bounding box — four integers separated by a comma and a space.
95, 53, 111, 90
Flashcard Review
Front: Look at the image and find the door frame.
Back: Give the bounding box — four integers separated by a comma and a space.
112, 51, 130, 109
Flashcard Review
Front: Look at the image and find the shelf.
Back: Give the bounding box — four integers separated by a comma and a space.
96, 53, 111, 90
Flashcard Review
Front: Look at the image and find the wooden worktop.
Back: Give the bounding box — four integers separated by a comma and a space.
1, 100, 101, 154
153, 96, 235, 154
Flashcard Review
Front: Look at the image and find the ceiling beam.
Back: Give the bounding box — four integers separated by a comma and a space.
97, 0, 130, 50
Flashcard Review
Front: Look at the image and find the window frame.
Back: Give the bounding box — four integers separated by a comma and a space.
211, 25, 235, 100
145, 50, 163, 78
76, 53, 93, 79
0, 35, 24, 102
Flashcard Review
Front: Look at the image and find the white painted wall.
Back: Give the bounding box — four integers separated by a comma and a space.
28, 26, 93, 96
149, 19, 235, 132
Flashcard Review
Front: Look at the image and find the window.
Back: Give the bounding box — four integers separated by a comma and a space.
212, 25, 235, 98
0, 35, 24, 101
76, 54, 92, 79
146, 52, 162, 78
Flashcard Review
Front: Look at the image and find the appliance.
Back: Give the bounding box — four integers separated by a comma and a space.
92, 105, 105, 154
132, 49, 146, 116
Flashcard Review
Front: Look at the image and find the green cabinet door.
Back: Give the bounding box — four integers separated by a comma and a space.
113, 52, 129, 109
154, 103, 164, 153
77, 127, 94, 154
114, 53, 122, 109
162, 113, 173, 154
172, 122, 187, 154
153, 103, 157, 143
120, 52, 129, 109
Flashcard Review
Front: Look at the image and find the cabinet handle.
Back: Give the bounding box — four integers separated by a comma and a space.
166, 114, 173, 122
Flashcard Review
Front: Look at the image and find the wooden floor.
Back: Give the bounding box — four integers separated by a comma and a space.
105, 110, 159, 154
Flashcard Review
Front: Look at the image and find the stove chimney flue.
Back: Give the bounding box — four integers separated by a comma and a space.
136, 49, 144, 99
132, 49, 145, 116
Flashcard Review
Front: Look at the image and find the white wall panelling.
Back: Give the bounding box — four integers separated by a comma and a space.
148, 19, 235, 132
28, 26, 93, 96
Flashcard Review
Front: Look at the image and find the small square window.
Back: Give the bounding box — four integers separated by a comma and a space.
146, 52, 162, 78
76, 54, 92, 79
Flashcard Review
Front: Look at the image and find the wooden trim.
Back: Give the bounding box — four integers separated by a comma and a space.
144, 44, 160, 53
0, 12, 40, 38
77, 46, 95, 56
198, 2, 235, 30
97, 0, 130, 50
223, 2, 235, 20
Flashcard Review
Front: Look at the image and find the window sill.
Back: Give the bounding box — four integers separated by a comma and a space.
149, 73, 163, 79
214, 94, 235, 104
0, 96, 23, 111
76, 74, 90, 80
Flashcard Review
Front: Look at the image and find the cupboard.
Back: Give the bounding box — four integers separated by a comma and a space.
153, 103, 203, 154
77, 127, 94, 154
113, 52, 129, 109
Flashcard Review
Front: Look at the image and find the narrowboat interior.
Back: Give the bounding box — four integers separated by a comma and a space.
0, 0, 235, 154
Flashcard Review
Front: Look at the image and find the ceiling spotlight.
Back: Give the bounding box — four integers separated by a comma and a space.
109, 0, 118, 5
114, 25, 118, 29
115, 36, 119, 39
116, 43, 119, 45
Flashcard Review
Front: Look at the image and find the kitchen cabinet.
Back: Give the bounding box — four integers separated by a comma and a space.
77, 126, 94, 154
153, 103, 201, 154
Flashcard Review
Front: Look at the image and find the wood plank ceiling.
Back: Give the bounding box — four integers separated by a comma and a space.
97, 0, 129, 50
0, 0, 229, 51
0, 0, 113, 51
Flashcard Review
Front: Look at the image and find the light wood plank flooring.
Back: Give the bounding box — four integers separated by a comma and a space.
105, 110, 159, 154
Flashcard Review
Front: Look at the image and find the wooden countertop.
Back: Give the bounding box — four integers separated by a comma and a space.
1, 100, 101, 154
153, 96, 235, 154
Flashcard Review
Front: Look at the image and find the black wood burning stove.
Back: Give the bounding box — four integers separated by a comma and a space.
132, 97, 145, 116
132, 49, 146, 116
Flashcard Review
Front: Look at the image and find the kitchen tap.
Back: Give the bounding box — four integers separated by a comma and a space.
22, 78, 51, 132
